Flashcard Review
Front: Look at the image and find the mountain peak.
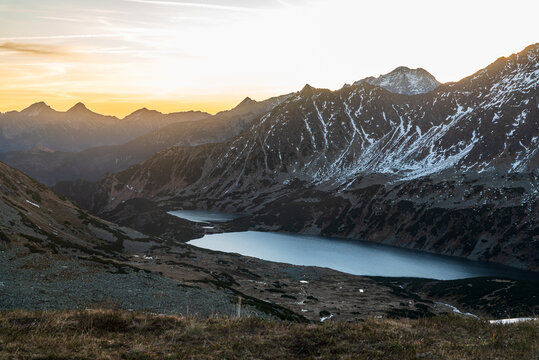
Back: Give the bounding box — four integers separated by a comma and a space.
21, 102, 55, 116
392, 66, 412, 72
300, 84, 315, 95
123, 107, 161, 121
129, 107, 159, 115
354, 67, 440, 95
67, 102, 91, 114
236, 97, 258, 108
25, 101, 50, 109
390, 66, 432, 76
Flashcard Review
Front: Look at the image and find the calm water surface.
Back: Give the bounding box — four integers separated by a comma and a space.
188, 231, 538, 281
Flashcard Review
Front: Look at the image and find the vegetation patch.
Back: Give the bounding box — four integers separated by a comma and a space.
0, 230, 10, 243
0, 310, 516, 360
24, 242, 46, 254
82, 256, 150, 275
371, 276, 539, 318
193, 277, 308, 323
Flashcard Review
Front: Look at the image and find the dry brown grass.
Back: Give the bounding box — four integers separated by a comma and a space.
0, 309, 537, 359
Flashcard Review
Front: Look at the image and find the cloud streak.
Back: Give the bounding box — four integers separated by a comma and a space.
123, 0, 258, 12
37, 16, 88, 23
0, 42, 66, 56
0, 34, 121, 41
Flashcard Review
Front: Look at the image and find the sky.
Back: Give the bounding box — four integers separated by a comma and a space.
1, 0, 538, 117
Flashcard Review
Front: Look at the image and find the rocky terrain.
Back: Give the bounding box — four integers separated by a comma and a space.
76, 44, 538, 271
0, 160, 264, 318
0, 102, 209, 153
2, 160, 537, 322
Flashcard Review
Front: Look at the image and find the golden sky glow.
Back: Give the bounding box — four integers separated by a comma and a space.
1, 0, 538, 117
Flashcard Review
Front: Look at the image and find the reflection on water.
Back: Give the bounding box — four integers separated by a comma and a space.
188, 231, 538, 281
168, 210, 243, 223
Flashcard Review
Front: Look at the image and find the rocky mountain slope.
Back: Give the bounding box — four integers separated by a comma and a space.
353, 66, 441, 95
0, 160, 145, 254
0, 102, 209, 153
1, 96, 288, 185
85, 44, 538, 271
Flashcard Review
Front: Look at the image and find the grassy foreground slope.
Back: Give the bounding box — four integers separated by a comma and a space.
1, 310, 537, 359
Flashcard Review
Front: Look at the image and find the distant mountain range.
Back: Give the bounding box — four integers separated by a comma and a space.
0, 95, 288, 185
75, 43, 538, 271
0, 102, 209, 153
0, 66, 440, 186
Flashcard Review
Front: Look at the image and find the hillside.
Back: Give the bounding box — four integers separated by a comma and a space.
84, 44, 538, 271
0, 160, 270, 318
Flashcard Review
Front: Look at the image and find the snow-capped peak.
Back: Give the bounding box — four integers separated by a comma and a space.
354, 67, 440, 95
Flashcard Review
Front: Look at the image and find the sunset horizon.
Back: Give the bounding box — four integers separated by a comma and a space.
2, 43, 538, 118
2, 0, 538, 117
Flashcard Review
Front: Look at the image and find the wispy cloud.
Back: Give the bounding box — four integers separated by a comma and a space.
37, 16, 88, 23
123, 0, 258, 12
38, 15, 112, 25
275, 0, 293, 8
0, 34, 121, 41
0, 42, 66, 56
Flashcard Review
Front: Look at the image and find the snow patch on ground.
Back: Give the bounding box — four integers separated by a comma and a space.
320, 314, 333, 322
25, 200, 40, 208
436, 302, 478, 319
489, 317, 538, 325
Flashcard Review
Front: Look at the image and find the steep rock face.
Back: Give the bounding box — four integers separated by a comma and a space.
85, 44, 538, 270
353, 66, 441, 95
0, 104, 209, 153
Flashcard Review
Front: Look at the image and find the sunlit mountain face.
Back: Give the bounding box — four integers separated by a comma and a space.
1, 0, 538, 116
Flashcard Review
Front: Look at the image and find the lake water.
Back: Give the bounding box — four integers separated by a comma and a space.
168, 210, 243, 223
188, 231, 538, 281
